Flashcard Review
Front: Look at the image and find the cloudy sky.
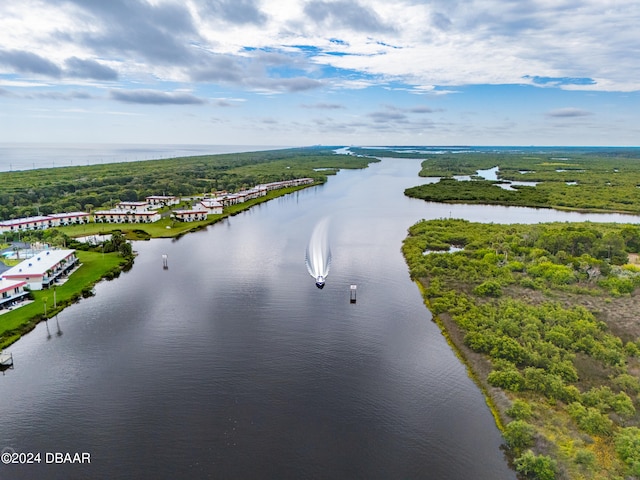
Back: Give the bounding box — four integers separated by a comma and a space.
0, 0, 639, 146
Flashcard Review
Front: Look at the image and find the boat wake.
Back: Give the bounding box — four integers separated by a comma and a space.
305, 218, 331, 289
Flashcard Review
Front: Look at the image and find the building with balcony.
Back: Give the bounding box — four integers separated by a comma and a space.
146, 195, 179, 207
93, 210, 161, 224
1, 249, 78, 290
115, 201, 150, 212
0, 278, 29, 310
48, 212, 91, 227
172, 209, 208, 222
256, 178, 314, 191
0, 213, 90, 234
199, 199, 223, 214
0, 215, 56, 234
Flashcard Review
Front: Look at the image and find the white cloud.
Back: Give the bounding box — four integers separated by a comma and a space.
1, 0, 638, 91
0, 0, 638, 145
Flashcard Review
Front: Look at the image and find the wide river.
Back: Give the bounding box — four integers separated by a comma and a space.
3, 157, 640, 479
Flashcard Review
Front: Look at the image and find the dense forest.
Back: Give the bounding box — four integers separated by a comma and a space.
403, 219, 640, 479
386, 149, 640, 214
0, 147, 375, 220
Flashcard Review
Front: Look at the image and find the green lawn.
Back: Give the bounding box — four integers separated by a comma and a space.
1, 258, 21, 267
0, 250, 126, 348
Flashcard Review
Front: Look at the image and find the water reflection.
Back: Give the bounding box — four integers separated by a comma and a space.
6, 156, 638, 479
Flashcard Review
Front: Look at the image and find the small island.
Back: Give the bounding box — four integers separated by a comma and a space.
401, 149, 640, 214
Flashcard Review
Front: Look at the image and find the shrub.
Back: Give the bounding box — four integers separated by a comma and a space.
615, 427, 640, 477
567, 402, 613, 436
523, 367, 567, 400
624, 341, 640, 357
508, 261, 525, 272
550, 359, 579, 383
519, 277, 538, 289
491, 336, 529, 364
598, 276, 635, 296
612, 373, 640, 394
464, 331, 496, 353
81, 286, 95, 298
474, 280, 502, 297
514, 450, 557, 480
545, 326, 573, 349
506, 399, 533, 420
488, 368, 525, 392
528, 261, 576, 285
504, 420, 535, 453
574, 448, 596, 469
611, 391, 636, 418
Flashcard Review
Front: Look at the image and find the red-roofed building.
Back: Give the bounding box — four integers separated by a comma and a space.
0, 278, 29, 310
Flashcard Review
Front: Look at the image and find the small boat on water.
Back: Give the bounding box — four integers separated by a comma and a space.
0, 351, 13, 367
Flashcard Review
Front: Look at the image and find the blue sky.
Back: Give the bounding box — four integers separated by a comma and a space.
0, 0, 638, 146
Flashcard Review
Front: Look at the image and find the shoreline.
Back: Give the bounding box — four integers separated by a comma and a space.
402, 218, 640, 479
414, 281, 510, 431
0, 182, 319, 350
403, 195, 640, 217
0, 251, 131, 349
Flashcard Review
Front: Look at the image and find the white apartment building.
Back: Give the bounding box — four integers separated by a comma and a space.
1, 249, 78, 290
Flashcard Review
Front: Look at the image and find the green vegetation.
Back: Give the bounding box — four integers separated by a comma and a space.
0, 250, 130, 349
0, 184, 318, 242
0, 149, 379, 347
406, 178, 551, 208
403, 219, 640, 479
397, 149, 640, 214
0, 147, 376, 220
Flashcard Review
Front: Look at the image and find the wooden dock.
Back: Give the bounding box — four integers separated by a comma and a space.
0, 351, 13, 367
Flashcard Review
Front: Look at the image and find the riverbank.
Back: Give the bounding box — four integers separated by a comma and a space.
403, 219, 640, 479
0, 182, 319, 349
0, 155, 518, 480
0, 146, 375, 222
55, 183, 320, 240
0, 250, 129, 349
415, 282, 510, 430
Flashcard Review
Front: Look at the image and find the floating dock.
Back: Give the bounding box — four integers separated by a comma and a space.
0, 351, 13, 367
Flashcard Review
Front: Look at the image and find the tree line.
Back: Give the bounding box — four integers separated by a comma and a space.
403, 219, 640, 479
0, 147, 376, 220
401, 151, 640, 214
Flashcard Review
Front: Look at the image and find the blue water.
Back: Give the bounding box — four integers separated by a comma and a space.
0, 144, 291, 172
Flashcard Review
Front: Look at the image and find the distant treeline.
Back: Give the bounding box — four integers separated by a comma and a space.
0, 147, 376, 220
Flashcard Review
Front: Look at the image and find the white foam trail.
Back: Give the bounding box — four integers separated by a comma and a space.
305, 218, 331, 285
